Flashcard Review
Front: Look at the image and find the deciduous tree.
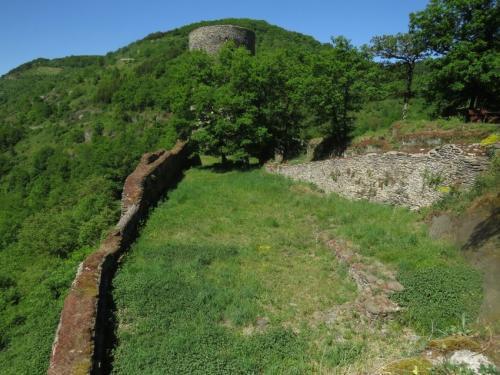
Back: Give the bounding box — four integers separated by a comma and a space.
371, 32, 428, 119
305, 37, 375, 155
410, 0, 500, 116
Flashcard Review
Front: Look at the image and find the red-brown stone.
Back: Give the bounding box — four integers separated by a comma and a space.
48, 141, 191, 375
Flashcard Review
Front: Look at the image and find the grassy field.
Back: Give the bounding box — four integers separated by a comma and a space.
111, 164, 481, 374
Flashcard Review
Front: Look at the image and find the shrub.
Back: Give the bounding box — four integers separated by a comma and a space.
77, 208, 116, 246
17, 210, 79, 258
0, 333, 8, 352
0, 124, 24, 152
32, 146, 55, 174
480, 133, 500, 146
393, 265, 482, 334
0, 276, 20, 312
94, 70, 122, 104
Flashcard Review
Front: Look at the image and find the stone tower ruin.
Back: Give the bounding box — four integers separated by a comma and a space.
188, 25, 256, 55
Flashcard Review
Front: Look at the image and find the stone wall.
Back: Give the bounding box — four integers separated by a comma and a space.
272, 144, 490, 210
188, 25, 256, 55
48, 141, 194, 375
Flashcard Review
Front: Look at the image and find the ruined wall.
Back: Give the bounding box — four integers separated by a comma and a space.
48, 141, 194, 375
272, 144, 490, 210
188, 25, 256, 55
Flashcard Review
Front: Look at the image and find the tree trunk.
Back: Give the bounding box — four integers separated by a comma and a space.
221, 154, 228, 165
274, 148, 284, 164
402, 63, 414, 120
402, 102, 409, 120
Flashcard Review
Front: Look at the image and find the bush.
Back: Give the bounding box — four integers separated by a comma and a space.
77, 208, 115, 246
0, 124, 24, 152
0, 154, 12, 177
17, 210, 79, 258
394, 265, 482, 334
0, 276, 19, 312
32, 146, 55, 174
94, 70, 122, 104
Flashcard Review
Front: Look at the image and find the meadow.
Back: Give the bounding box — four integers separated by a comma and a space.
111, 163, 481, 374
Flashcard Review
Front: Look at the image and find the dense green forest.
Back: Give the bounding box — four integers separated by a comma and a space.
0, 0, 499, 373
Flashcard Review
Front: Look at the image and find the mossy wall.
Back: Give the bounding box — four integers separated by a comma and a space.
48, 141, 194, 375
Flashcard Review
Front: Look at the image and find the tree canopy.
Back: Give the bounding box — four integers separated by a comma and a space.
167, 38, 375, 161
371, 32, 428, 119
410, 0, 500, 114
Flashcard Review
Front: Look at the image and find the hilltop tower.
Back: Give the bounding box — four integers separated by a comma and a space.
188, 25, 256, 55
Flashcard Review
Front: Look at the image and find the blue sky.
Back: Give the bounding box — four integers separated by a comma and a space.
1, 0, 429, 75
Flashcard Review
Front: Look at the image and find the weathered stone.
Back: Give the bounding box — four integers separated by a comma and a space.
84, 129, 92, 143
383, 280, 405, 293
188, 25, 256, 55
272, 144, 490, 210
306, 136, 345, 161
327, 238, 403, 318
449, 350, 494, 374
48, 141, 193, 375
306, 137, 330, 161
364, 295, 401, 316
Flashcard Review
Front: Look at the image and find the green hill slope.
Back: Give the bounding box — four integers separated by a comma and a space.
1, 16, 495, 374
111, 165, 481, 374
0, 19, 325, 374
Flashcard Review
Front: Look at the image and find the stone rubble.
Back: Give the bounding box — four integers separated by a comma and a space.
327, 238, 403, 317
449, 350, 495, 374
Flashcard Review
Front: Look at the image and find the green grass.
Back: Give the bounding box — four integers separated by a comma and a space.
393, 118, 497, 134
0, 246, 95, 375
352, 112, 497, 148
394, 265, 482, 334
351, 98, 432, 138
111, 166, 481, 374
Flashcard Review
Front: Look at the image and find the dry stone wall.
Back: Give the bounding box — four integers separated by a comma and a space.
188, 25, 256, 55
272, 144, 490, 210
48, 141, 194, 375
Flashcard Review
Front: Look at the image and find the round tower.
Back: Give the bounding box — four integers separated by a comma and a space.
188, 25, 256, 55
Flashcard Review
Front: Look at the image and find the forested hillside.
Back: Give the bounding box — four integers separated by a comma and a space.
0, 18, 381, 373
1, 1, 498, 372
